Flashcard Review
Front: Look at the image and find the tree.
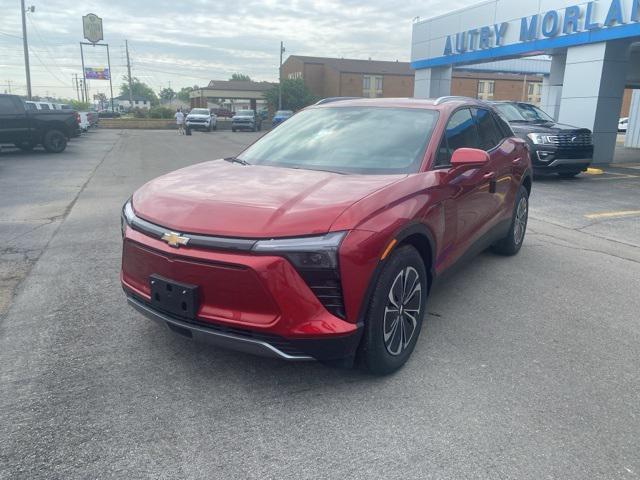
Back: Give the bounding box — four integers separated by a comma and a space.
69, 100, 90, 110
159, 87, 176, 103
230, 73, 251, 81
177, 85, 199, 103
120, 76, 159, 105
264, 78, 318, 111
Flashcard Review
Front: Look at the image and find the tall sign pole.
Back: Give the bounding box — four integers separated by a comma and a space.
106, 43, 115, 111
278, 41, 285, 110
79, 42, 88, 101
20, 0, 33, 99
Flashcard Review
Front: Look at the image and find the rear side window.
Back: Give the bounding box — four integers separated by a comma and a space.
40, 104, 50, 110
435, 108, 479, 167
0, 97, 22, 114
473, 108, 503, 150
493, 111, 514, 138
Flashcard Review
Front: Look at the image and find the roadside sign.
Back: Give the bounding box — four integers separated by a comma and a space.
84, 67, 110, 80
82, 14, 103, 44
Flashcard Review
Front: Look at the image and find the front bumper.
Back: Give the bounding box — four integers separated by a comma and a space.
185, 122, 210, 130
126, 292, 362, 361
531, 145, 593, 172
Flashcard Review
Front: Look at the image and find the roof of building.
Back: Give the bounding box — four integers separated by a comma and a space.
204, 80, 275, 92
286, 55, 413, 76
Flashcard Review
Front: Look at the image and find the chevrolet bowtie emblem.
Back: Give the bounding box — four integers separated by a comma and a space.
161, 231, 189, 248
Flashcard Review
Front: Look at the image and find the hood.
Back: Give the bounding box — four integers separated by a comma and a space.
510, 122, 591, 135
187, 114, 210, 119
132, 161, 403, 238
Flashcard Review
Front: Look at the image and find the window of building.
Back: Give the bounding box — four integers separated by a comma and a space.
477, 80, 495, 100
527, 82, 542, 105
363, 75, 383, 98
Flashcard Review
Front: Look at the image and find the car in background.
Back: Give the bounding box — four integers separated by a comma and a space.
0, 94, 79, 152
231, 109, 262, 132
492, 101, 593, 178
25, 101, 38, 111
619, 117, 628, 133
258, 108, 269, 120
185, 108, 217, 132
121, 97, 532, 374
272, 110, 293, 127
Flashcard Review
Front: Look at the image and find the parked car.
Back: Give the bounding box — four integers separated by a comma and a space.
618, 117, 628, 133
120, 97, 532, 374
491, 101, 593, 177
231, 110, 262, 132
272, 110, 293, 127
185, 108, 217, 132
258, 108, 269, 120
0, 94, 79, 152
212, 108, 233, 118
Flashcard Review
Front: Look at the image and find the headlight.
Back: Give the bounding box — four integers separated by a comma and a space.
527, 133, 556, 145
252, 232, 345, 269
253, 232, 347, 318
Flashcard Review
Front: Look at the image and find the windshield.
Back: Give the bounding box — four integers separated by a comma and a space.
190, 108, 209, 115
494, 103, 554, 123
275, 110, 293, 116
236, 110, 254, 116
237, 107, 439, 175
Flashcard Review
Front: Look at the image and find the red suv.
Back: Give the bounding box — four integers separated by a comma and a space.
121, 97, 531, 374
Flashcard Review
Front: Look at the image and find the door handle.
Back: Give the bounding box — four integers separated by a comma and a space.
512, 157, 523, 165
483, 172, 496, 180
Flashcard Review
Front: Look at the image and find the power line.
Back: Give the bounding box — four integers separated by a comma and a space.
27, 15, 68, 82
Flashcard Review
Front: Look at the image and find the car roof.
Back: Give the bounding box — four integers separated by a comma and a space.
312, 96, 491, 110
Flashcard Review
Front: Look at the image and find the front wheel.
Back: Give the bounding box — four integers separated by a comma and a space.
358, 245, 427, 375
42, 129, 67, 153
491, 185, 529, 256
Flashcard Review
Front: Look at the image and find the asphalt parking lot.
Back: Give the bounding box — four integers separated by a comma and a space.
1, 129, 640, 479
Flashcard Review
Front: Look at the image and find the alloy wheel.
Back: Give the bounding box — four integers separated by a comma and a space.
383, 266, 422, 356
514, 196, 528, 246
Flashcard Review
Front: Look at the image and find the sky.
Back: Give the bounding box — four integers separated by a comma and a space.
0, 0, 470, 100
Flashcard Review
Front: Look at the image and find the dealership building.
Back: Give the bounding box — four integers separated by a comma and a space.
412, 0, 640, 163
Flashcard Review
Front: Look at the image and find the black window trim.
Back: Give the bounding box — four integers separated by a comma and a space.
431, 106, 480, 170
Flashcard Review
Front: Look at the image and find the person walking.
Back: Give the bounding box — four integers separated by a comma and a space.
175, 108, 185, 135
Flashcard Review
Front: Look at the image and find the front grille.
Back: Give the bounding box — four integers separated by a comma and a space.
549, 132, 592, 146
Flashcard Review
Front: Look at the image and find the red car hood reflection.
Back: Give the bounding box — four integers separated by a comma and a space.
132, 161, 404, 238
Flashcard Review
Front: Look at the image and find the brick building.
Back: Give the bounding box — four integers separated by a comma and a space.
281, 55, 633, 116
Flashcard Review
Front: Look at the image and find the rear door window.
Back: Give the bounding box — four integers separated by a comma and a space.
435, 108, 479, 167
0, 97, 22, 114
473, 108, 503, 150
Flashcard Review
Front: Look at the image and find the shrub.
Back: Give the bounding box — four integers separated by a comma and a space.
148, 106, 175, 119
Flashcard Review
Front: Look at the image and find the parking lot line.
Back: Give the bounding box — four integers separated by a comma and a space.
584, 210, 640, 220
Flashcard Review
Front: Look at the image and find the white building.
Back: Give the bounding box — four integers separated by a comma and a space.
112, 96, 152, 111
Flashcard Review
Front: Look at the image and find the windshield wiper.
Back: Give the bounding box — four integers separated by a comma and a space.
224, 157, 250, 166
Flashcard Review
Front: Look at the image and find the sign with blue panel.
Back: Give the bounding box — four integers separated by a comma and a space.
412, 0, 640, 70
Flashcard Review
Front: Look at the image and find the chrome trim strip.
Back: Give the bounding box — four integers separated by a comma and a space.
127, 296, 314, 361
547, 158, 592, 167
123, 202, 257, 251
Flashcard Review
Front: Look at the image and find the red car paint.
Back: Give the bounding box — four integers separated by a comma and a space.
121, 97, 531, 361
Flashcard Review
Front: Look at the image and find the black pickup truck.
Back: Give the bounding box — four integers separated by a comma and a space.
0, 94, 79, 153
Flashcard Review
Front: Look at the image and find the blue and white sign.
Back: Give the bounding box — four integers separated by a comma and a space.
412, 0, 640, 69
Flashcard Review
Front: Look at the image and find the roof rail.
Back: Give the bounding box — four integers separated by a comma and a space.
314, 97, 361, 105
434, 96, 477, 106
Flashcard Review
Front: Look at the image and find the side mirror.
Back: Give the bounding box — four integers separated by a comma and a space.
450, 148, 490, 167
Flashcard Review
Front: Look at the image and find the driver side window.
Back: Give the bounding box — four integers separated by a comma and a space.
435, 108, 479, 167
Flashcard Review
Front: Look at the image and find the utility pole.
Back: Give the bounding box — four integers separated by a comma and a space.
7, 80, 12, 94
20, 0, 34, 99
125, 40, 133, 108
74, 74, 80, 101
278, 41, 285, 110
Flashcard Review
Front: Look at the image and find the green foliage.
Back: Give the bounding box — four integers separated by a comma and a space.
177, 86, 199, 103
230, 73, 251, 81
120, 76, 159, 105
159, 87, 176, 102
69, 100, 90, 110
264, 78, 318, 111
148, 106, 176, 119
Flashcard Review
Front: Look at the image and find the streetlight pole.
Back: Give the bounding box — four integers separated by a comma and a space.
20, 0, 33, 99
278, 41, 285, 110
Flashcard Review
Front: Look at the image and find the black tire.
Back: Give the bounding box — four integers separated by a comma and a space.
15, 141, 34, 151
491, 185, 529, 256
558, 171, 581, 178
358, 245, 428, 375
42, 129, 67, 153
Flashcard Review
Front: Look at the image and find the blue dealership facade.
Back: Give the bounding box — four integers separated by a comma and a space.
412, 0, 640, 163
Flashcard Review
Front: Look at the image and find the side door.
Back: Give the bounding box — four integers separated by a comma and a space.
0, 96, 29, 144
472, 107, 514, 224
433, 108, 498, 259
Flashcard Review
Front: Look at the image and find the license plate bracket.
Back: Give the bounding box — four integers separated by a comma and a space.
149, 274, 199, 319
